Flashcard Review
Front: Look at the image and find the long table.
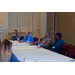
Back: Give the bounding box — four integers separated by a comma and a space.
11, 41, 73, 62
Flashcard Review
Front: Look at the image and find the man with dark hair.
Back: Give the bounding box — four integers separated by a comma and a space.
10, 29, 20, 41
50, 33, 64, 53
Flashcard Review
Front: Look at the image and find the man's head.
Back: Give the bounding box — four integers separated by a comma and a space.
55, 33, 62, 40
25, 32, 30, 37
14, 30, 18, 35
45, 32, 50, 38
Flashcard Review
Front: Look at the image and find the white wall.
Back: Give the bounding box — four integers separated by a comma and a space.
41, 12, 47, 38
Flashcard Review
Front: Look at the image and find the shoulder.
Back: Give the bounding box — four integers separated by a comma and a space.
11, 52, 18, 58
17, 34, 20, 36
29, 35, 32, 37
29, 34, 31, 36
59, 39, 64, 44
54, 39, 56, 42
10, 52, 20, 62
60, 39, 64, 42
11, 52, 15, 57
47, 38, 52, 41
52, 39, 56, 43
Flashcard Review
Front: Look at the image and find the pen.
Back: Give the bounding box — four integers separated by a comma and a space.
24, 57, 25, 61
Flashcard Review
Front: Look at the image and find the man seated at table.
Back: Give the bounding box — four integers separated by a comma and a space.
19, 32, 34, 43
10, 29, 20, 41
30, 32, 52, 49
50, 33, 64, 53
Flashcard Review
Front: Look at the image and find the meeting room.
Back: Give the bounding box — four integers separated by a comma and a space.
0, 12, 75, 62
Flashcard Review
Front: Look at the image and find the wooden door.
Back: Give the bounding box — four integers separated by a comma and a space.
47, 12, 55, 42
0, 12, 45, 41
56, 12, 75, 45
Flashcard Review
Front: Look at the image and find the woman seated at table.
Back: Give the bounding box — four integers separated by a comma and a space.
50, 33, 64, 53
0, 39, 20, 62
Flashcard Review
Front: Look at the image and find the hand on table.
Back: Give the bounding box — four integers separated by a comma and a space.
19, 40, 22, 43
13, 34, 16, 36
37, 46, 42, 48
22, 60, 26, 62
35, 41, 40, 44
29, 41, 34, 44
22, 57, 26, 62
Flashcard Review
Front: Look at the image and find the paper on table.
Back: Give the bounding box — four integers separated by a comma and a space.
38, 59, 70, 62
36, 47, 42, 48
70, 60, 75, 62
18, 57, 35, 62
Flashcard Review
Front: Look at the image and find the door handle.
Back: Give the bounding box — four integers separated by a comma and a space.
51, 31, 53, 32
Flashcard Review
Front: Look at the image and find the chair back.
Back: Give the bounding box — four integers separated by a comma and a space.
40, 38, 43, 41
20, 36, 24, 40
67, 48, 75, 59
66, 44, 75, 56
33, 37, 38, 42
60, 43, 68, 55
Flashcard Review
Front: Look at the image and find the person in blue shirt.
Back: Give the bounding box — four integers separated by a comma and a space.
50, 33, 64, 53
19, 32, 34, 43
10, 52, 20, 62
